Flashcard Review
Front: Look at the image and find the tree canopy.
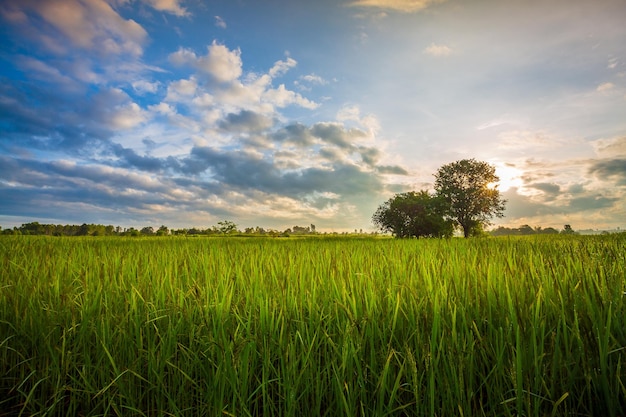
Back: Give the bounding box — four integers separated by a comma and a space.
372, 191, 454, 238
434, 159, 506, 238
373, 159, 507, 238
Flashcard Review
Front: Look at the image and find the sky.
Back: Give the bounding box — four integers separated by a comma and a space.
1, 0, 625, 232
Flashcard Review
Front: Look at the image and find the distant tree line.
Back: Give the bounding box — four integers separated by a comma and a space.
489, 224, 578, 236
1, 222, 122, 236
0, 221, 327, 237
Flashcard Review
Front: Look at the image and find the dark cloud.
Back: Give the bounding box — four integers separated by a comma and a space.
111, 143, 167, 172
0, 81, 104, 150
502, 181, 620, 223
271, 123, 315, 146
589, 158, 626, 185
0, 80, 149, 158
181, 146, 383, 198
567, 183, 585, 194
219, 110, 274, 133
318, 147, 344, 162
568, 194, 619, 211
527, 182, 561, 196
258, 122, 375, 165
502, 188, 557, 218
358, 146, 380, 166
376, 165, 409, 175
311, 123, 365, 149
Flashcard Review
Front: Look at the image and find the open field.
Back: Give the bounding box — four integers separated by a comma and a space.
1, 235, 625, 416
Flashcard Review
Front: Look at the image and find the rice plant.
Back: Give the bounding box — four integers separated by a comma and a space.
0, 234, 624, 416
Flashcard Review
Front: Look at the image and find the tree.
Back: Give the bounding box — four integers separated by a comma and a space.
217, 220, 238, 234
140, 226, 155, 235
434, 159, 506, 238
561, 224, 577, 235
372, 190, 455, 238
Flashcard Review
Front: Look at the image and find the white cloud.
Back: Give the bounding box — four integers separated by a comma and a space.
299, 74, 328, 85
596, 82, 615, 94
168, 47, 196, 66
215, 15, 226, 29
165, 42, 319, 115
269, 57, 298, 78
165, 77, 198, 100
335, 105, 381, 141
496, 130, 566, 151
336, 105, 362, 123
110, 102, 147, 129
32, 0, 147, 56
591, 136, 626, 157
132, 79, 160, 94
423, 43, 452, 57
149, 102, 176, 116
89, 87, 148, 130
348, 0, 445, 13
191, 93, 215, 107
201, 42, 243, 82
169, 42, 243, 83
142, 0, 188, 16
263, 84, 319, 109
294, 73, 328, 91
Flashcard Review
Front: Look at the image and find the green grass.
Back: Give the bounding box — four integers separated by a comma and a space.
1, 235, 625, 416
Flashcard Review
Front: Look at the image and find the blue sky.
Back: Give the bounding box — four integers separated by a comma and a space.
1, 0, 625, 232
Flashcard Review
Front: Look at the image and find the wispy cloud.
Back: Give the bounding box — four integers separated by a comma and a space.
215, 15, 226, 29
132, 79, 160, 94
348, 0, 445, 13
139, 0, 189, 17
268, 57, 297, 78
591, 136, 626, 157
597, 82, 615, 94
423, 43, 452, 57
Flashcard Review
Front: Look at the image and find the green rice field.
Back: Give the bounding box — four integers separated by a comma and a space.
1, 235, 625, 416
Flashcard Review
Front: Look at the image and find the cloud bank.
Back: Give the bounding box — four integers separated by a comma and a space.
0, 1, 407, 230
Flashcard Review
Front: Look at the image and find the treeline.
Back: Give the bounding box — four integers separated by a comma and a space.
1, 222, 121, 236
489, 224, 577, 236
0, 221, 328, 237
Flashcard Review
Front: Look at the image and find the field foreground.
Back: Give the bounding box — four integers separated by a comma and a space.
1, 235, 625, 416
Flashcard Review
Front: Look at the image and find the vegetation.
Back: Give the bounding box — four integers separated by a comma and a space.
0, 222, 325, 237
1, 234, 625, 416
489, 224, 583, 236
434, 159, 506, 238
373, 159, 506, 238
372, 191, 454, 238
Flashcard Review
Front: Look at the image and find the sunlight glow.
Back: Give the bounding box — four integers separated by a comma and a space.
493, 163, 524, 192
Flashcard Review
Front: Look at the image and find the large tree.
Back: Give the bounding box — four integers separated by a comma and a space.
434, 159, 506, 238
372, 191, 454, 238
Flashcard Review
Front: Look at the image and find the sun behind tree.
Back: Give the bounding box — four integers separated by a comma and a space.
434, 159, 507, 238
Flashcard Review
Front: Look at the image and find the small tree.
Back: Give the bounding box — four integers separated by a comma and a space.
434, 159, 506, 238
217, 220, 238, 234
140, 226, 155, 235
561, 224, 577, 235
372, 191, 454, 238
